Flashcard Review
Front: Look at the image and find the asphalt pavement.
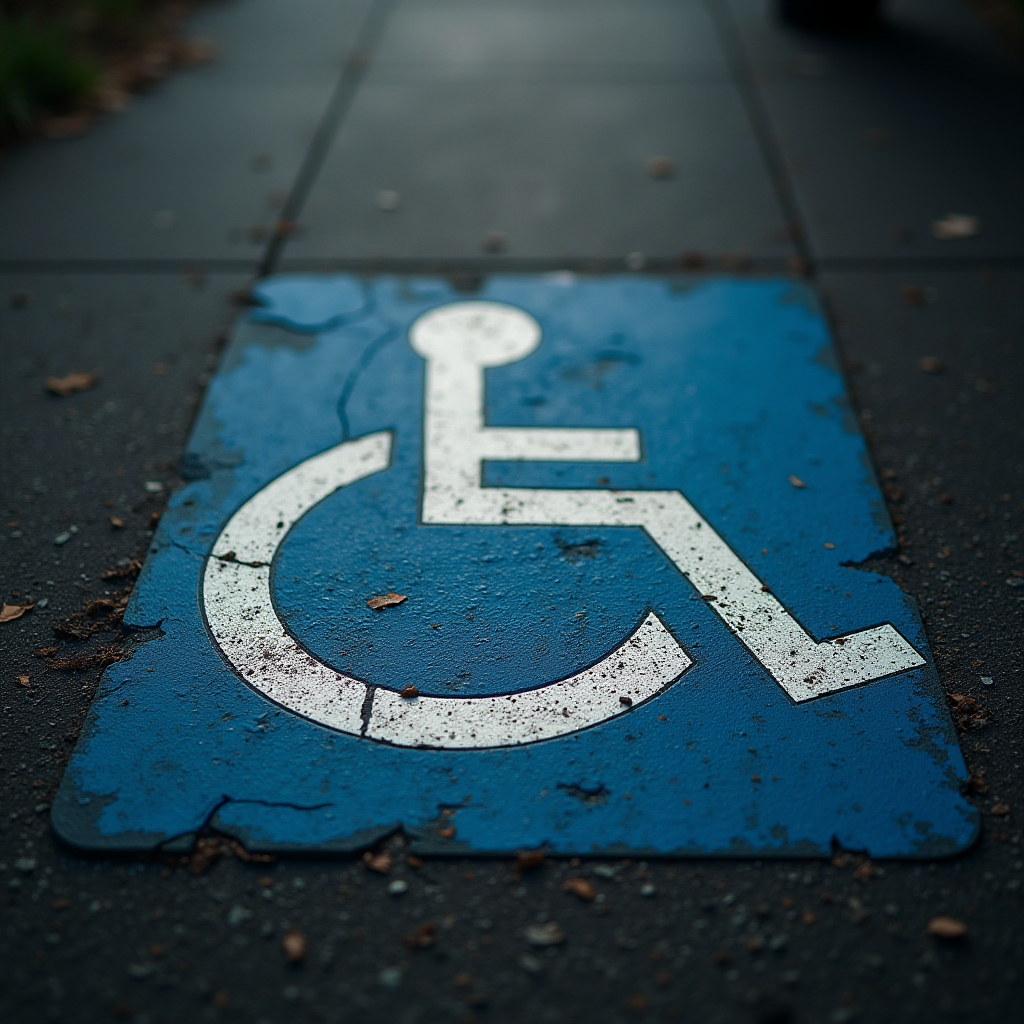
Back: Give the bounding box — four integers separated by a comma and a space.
1, 0, 1022, 1021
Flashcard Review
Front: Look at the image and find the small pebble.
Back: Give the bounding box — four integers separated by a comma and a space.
640, 883, 656, 897
378, 965, 404, 988
387, 879, 409, 896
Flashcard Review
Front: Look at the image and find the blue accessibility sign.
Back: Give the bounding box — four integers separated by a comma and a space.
54, 275, 977, 857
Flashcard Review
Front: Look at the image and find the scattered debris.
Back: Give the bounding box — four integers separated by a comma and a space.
400, 685, 419, 699
947, 692, 990, 729
525, 922, 565, 947
788, 475, 806, 489
927, 916, 968, 940
1, 602, 33, 623
931, 214, 980, 240
562, 877, 596, 901
367, 593, 407, 611
49, 645, 131, 673
46, 372, 98, 396
15, 675, 31, 688
103, 559, 142, 580
403, 923, 437, 951
282, 928, 307, 963
363, 849, 392, 874
646, 155, 676, 179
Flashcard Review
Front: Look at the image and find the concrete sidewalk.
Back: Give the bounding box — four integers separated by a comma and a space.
1, 1, 1022, 1021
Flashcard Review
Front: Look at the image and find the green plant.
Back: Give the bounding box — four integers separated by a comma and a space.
0, 13, 98, 136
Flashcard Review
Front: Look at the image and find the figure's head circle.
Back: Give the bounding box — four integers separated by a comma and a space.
409, 301, 541, 368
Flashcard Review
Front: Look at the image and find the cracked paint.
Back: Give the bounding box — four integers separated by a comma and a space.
52, 275, 977, 857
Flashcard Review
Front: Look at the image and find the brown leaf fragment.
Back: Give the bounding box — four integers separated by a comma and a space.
53, 618, 95, 641
927, 916, 968, 940
367, 593, 408, 611
516, 849, 546, 872
109, 516, 125, 529
991, 802, 1011, 816
226, 839, 276, 865
402, 922, 437, 951
103, 559, 142, 580
46, 372, 98, 397
16, 675, 31, 688
362, 849, 392, 874
1, 602, 33, 623
282, 928, 307, 963
788, 475, 806, 489
49, 645, 130, 673
562, 877, 596, 901
436, 825, 456, 840
400, 685, 419, 699
852, 861, 876, 884
188, 837, 225, 876
35, 647, 57, 658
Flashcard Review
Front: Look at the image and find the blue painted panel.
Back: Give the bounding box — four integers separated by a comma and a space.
52, 275, 977, 857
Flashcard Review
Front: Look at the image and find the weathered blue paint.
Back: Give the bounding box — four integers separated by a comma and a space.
52, 275, 977, 857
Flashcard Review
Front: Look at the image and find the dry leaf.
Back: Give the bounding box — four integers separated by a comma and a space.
400, 685, 419, 699
788, 475, 805, 489
1, 602, 33, 623
362, 849, 392, 874
436, 825, 456, 839
16, 675, 31, 688
931, 214, 980, 240
46, 372, 98, 397
562, 877, 596, 901
282, 928, 307, 963
109, 517, 125, 529
927, 916, 967, 940
516, 849, 546, 871
366, 593, 407, 611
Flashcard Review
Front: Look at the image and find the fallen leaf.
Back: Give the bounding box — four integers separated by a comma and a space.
516, 849, 546, 871
362, 849, 392, 874
646, 155, 676, 180
562, 877, 596, 901
788, 475, 806, 489
852, 860, 876, 883
109, 516, 125, 529
16, 675, 31, 687
46, 372, 98, 397
402, 922, 437, 951
931, 214, 980, 240
927, 916, 967, 940
436, 825, 456, 839
1, 602, 33, 623
282, 928, 307, 963
367, 593, 407, 611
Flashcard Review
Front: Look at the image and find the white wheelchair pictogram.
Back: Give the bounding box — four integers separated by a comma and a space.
202, 302, 924, 749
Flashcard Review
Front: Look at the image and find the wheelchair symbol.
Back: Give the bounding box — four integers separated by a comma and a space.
202, 301, 924, 749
